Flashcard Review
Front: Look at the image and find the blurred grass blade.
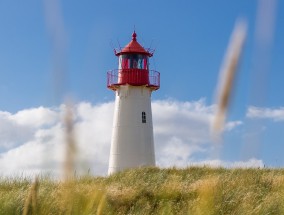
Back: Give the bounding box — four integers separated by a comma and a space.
211, 20, 247, 139
22, 177, 39, 215
63, 100, 77, 181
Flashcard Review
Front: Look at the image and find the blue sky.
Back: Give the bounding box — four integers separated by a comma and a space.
0, 0, 284, 176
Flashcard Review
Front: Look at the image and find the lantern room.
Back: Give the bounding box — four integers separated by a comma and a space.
107, 31, 160, 91
118, 54, 148, 70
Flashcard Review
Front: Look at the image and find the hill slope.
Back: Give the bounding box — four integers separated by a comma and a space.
1, 167, 284, 214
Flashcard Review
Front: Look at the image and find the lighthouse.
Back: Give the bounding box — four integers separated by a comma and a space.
107, 31, 160, 174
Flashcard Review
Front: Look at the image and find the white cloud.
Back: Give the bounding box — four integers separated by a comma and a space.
224, 121, 243, 131
0, 107, 58, 150
153, 99, 243, 167
0, 99, 245, 177
10, 106, 58, 127
188, 158, 264, 168
156, 136, 205, 167
247, 106, 284, 121
153, 99, 215, 144
0, 102, 113, 177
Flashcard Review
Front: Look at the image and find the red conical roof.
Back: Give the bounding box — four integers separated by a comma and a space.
115, 31, 152, 56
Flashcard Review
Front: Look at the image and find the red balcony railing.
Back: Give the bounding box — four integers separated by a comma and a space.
107, 69, 160, 91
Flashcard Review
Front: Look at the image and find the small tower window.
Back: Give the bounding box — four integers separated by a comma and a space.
142, 112, 146, 123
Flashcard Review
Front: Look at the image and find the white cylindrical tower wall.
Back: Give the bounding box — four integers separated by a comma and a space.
108, 85, 155, 174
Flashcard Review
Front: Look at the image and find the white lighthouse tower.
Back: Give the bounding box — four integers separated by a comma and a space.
107, 31, 160, 174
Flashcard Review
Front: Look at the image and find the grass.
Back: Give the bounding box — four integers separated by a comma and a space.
1, 167, 284, 214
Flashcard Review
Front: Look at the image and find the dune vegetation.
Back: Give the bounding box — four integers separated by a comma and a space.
1, 166, 284, 214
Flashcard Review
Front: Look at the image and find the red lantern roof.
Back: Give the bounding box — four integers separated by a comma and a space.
115, 31, 153, 57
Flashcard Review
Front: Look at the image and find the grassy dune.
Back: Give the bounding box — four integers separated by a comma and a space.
1, 167, 284, 214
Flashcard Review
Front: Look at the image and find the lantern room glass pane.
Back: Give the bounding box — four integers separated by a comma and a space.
119, 54, 148, 70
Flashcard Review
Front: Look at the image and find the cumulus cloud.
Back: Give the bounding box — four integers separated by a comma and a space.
188, 158, 264, 168
0, 107, 59, 150
224, 121, 243, 131
153, 99, 243, 167
153, 99, 214, 144
246, 106, 284, 121
0, 99, 246, 177
0, 102, 113, 177
11, 107, 58, 127
156, 136, 205, 167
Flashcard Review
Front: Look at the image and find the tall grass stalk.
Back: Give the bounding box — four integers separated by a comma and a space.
211, 20, 247, 139
63, 100, 77, 181
22, 177, 39, 215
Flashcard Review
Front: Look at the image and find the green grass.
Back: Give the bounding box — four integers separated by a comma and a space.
1, 167, 284, 214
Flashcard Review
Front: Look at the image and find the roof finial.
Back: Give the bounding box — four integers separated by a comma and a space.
132, 30, 137, 41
